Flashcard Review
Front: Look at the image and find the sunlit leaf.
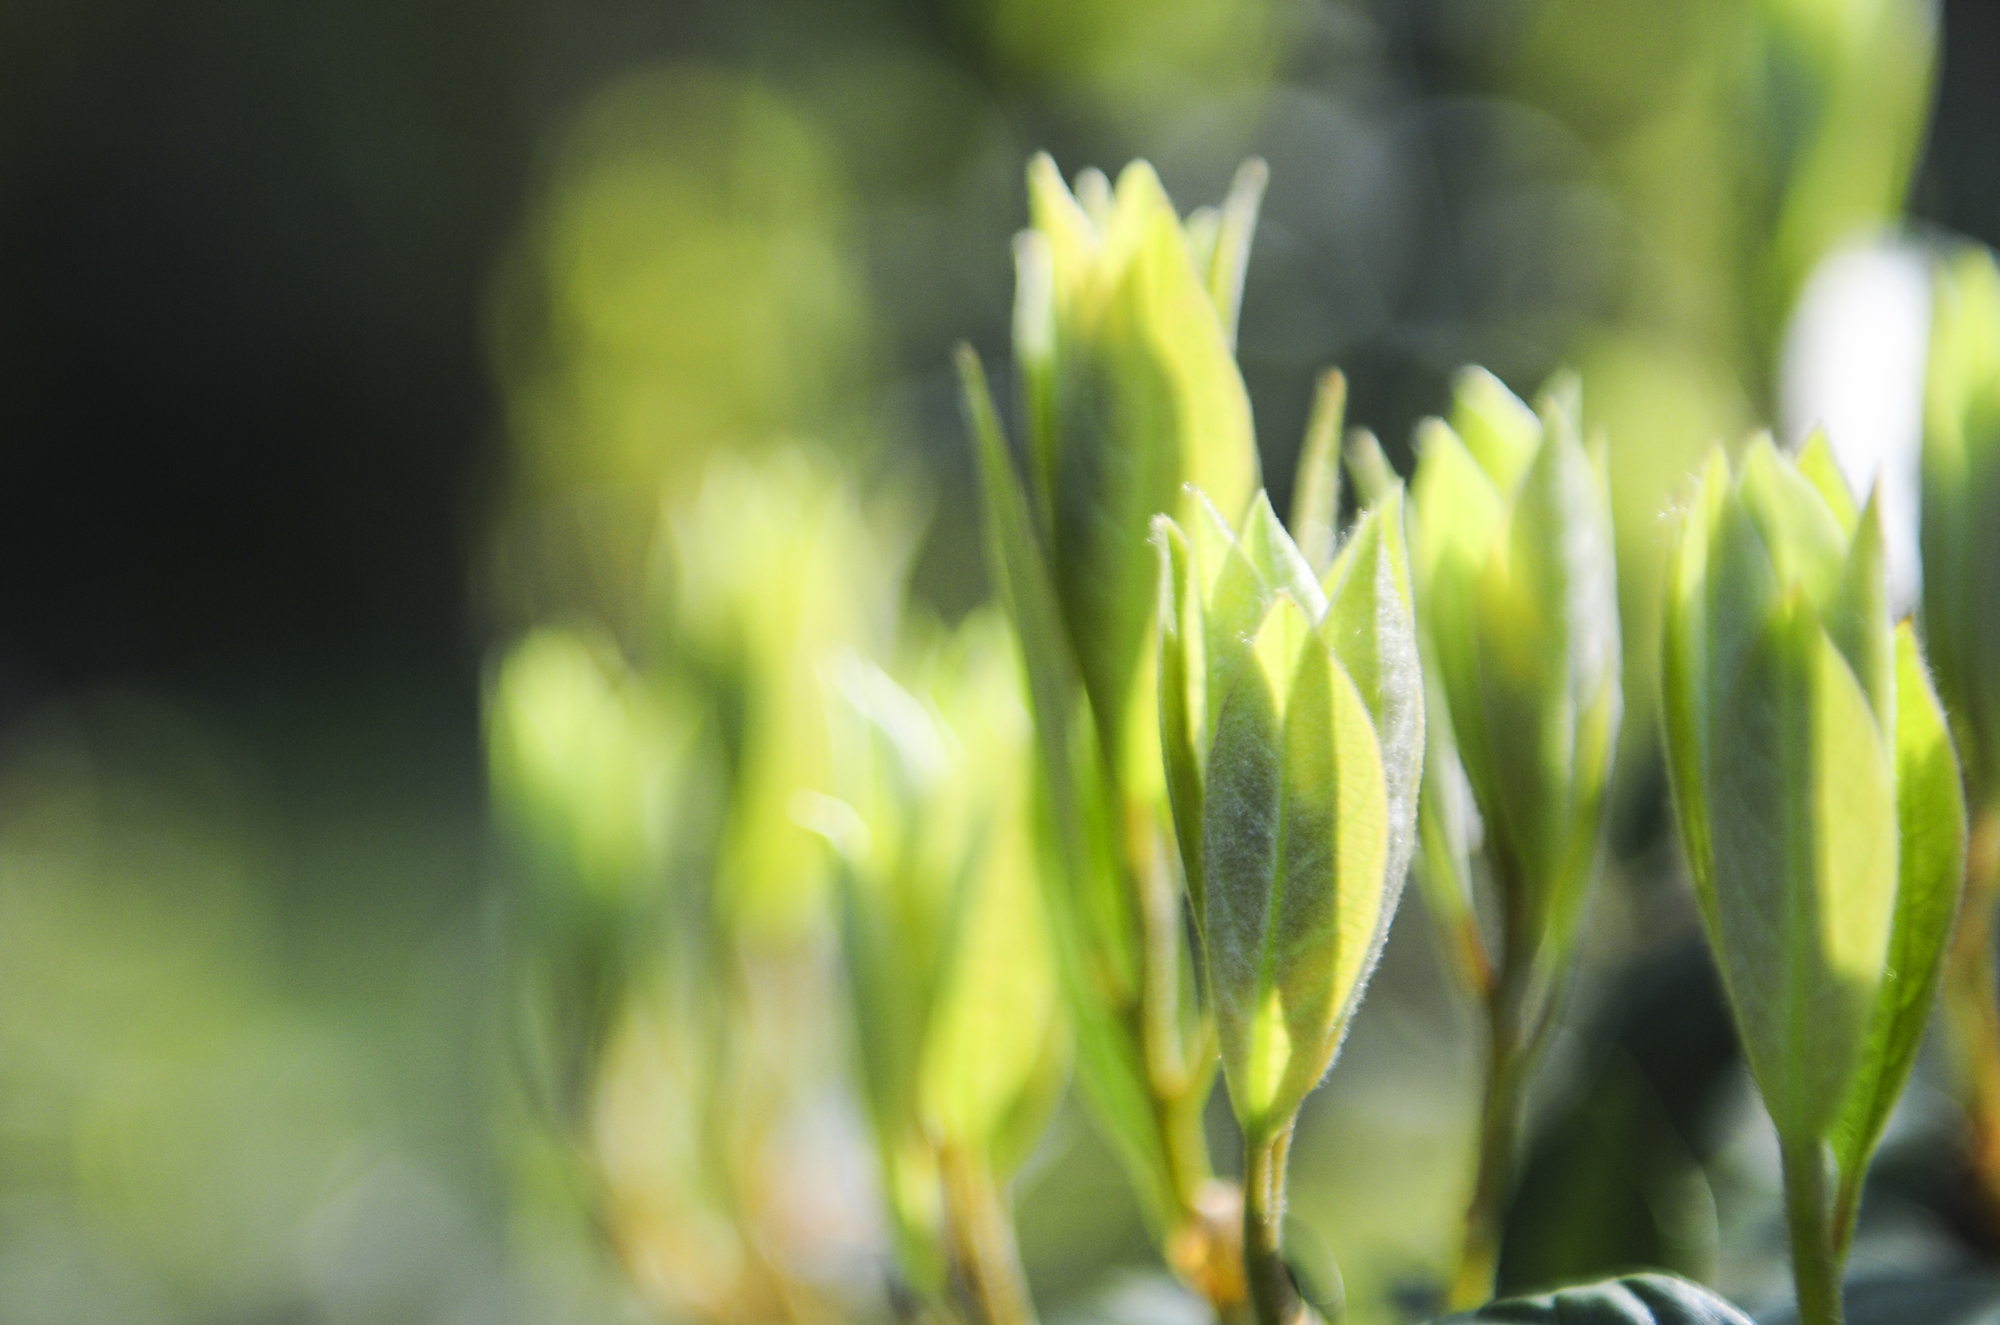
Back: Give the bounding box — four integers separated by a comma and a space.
1290, 370, 1346, 576
958, 343, 1169, 1217
1155, 515, 1206, 926
1203, 591, 1389, 1141
1449, 366, 1540, 492
1320, 488, 1424, 897
1830, 621, 1967, 1232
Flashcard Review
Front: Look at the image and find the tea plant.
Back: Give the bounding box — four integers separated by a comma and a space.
484, 153, 1996, 1325
1661, 436, 1966, 1325
958, 155, 1268, 1314
1406, 371, 1623, 1308
807, 611, 1067, 1323
1924, 247, 2000, 1229
1154, 475, 1422, 1324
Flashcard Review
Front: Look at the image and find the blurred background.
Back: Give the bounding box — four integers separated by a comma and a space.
3, 0, 1999, 1321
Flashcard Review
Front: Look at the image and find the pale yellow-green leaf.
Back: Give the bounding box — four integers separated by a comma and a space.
1449, 366, 1540, 492
1320, 488, 1424, 896
1734, 434, 1850, 612
1155, 516, 1207, 924
1830, 622, 1967, 1231
1794, 428, 1858, 537
1291, 369, 1346, 576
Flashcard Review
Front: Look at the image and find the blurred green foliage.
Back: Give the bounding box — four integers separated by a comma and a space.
3, 0, 1994, 1322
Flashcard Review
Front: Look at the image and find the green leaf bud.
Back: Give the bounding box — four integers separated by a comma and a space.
487, 626, 700, 914
808, 610, 1069, 1284
962, 155, 1270, 1224
1156, 486, 1423, 1143
1663, 439, 1965, 1187
1015, 154, 1262, 781
1921, 245, 2000, 803
1411, 369, 1623, 970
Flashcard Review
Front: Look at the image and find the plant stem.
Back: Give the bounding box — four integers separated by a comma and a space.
1780, 1136, 1845, 1325
1446, 995, 1526, 1309
940, 1144, 1039, 1325
1947, 804, 2000, 1237
1447, 930, 1564, 1313
1243, 1125, 1301, 1325
1136, 808, 1252, 1321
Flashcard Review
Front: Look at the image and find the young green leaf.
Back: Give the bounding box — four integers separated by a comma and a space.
1829, 622, 1967, 1236
1203, 591, 1389, 1141
1923, 245, 2000, 801
1156, 515, 1207, 925
1320, 488, 1424, 898
1344, 426, 1399, 509
1663, 440, 1960, 1225
958, 342, 1170, 1218
1291, 369, 1346, 575
1468, 415, 1621, 949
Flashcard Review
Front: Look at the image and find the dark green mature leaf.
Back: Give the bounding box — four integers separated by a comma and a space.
1433, 1273, 1752, 1324
1830, 621, 1967, 1234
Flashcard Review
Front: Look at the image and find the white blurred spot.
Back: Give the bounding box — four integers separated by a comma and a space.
1780, 242, 1932, 615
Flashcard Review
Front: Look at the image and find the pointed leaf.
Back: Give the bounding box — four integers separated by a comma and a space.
1201, 490, 1313, 751
1796, 428, 1859, 536
1045, 162, 1258, 776
1291, 369, 1346, 575
1012, 230, 1059, 515
1026, 153, 1100, 311
1922, 246, 2000, 798
958, 343, 1170, 1217
1830, 622, 1967, 1228
1155, 516, 1207, 926
1411, 419, 1508, 824
1821, 487, 1893, 734
1705, 594, 1894, 1145
1203, 603, 1287, 1133
1204, 158, 1268, 349
1736, 434, 1850, 610
1205, 598, 1390, 1141
1662, 450, 1733, 939
1320, 488, 1424, 898
1470, 423, 1621, 946
1450, 366, 1540, 492
1242, 490, 1326, 620
1344, 426, 1398, 508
